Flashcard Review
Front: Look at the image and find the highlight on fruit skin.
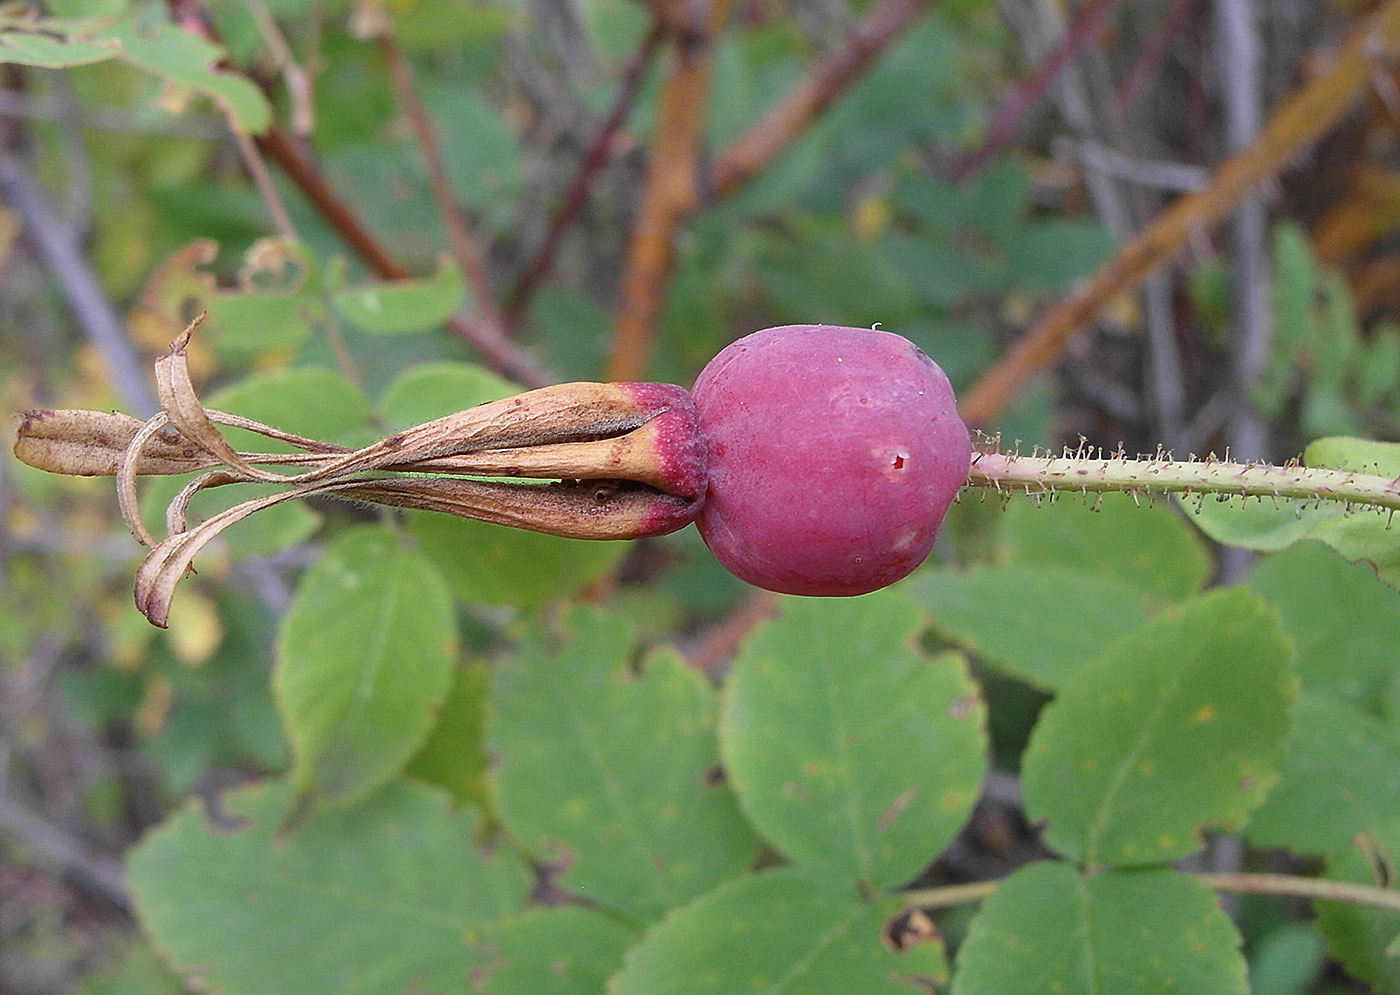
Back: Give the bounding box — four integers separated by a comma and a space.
691, 324, 973, 597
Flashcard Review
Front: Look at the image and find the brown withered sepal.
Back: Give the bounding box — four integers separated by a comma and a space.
13, 321, 708, 627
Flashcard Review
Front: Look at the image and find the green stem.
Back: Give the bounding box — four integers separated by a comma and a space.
967, 451, 1400, 515
1196, 871, 1400, 913
902, 870, 1400, 914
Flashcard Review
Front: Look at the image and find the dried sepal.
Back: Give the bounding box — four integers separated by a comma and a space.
13, 409, 211, 477
15, 318, 710, 627
134, 477, 365, 628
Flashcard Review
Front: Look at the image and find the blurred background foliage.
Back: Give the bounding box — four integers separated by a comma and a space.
4, 0, 1400, 992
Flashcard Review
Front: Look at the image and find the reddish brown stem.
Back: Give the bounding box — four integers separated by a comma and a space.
1114, 0, 1201, 116
958, 0, 1400, 427
606, 2, 734, 383
503, 20, 666, 331
950, 0, 1126, 182
256, 127, 410, 279
710, 0, 932, 198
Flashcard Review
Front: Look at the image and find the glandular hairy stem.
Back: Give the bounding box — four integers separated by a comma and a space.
967, 451, 1400, 515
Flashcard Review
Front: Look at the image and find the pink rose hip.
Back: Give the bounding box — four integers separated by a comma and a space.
691, 325, 971, 596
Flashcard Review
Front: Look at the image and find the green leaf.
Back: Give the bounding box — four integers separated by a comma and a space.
209, 366, 371, 451
952, 862, 1246, 995
75, 939, 189, 995
911, 564, 1151, 691
1003, 218, 1116, 294
721, 592, 986, 888
1021, 588, 1294, 867
330, 256, 465, 334
1315, 820, 1400, 993
275, 526, 458, 803
1247, 923, 1325, 995
126, 780, 531, 995
389, 0, 517, 49
1245, 541, 1400, 711
404, 663, 490, 809
0, 18, 120, 67
999, 492, 1211, 602
468, 906, 637, 995
1247, 693, 1400, 855
610, 866, 946, 995
1190, 437, 1400, 588
407, 512, 628, 610
203, 240, 324, 357
378, 361, 516, 430
487, 608, 759, 922
107, 18, 272, 133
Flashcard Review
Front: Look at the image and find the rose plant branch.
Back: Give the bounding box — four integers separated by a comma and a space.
967, 446, 1400, 516
902, 871, 1400, 915
14, 323, 1400, 631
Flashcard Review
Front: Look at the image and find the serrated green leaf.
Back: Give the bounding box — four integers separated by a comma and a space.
1022, 588, 1293, 867
330, 256, 465, 334
107, 18, 271, 133
610, 866, 946, 995
999, 492, 1210, 601
126, 780, 531, 995
378, 361, 516, 430
405, 663, 490, 809
468, 906, 637, 995
911, 564, 1151, 691
1246, 693, 1400, 855
407, 512, 628, 610
276, 526, 457, 803
487, 608, 759, 922
1246, 542, 1400, 711
952, 862, 1246, 995
721, 592, 986, 888
1316, 820, 1400, 992
1190, 437, 1400, 588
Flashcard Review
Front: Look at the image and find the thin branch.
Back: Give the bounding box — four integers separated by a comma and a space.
164, 0, 552, 387
0, 147, 158, 416
684, 590, 780, 673
231, 126, 297, 241
903, 870, 1400, 916
0, 798, 132, 911
256, 126, 411, 279
606, 0, 735, 382
255, 125, 550, 387
1198, 872, 1400, 914
957, 0, 1400, 428
1115, 0, 1201, 116
710, 0, 932, 198
503, 20, 666, 330
244, 0, 314, 135
951, 0, 1127, 182
378, 29, 504, 332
